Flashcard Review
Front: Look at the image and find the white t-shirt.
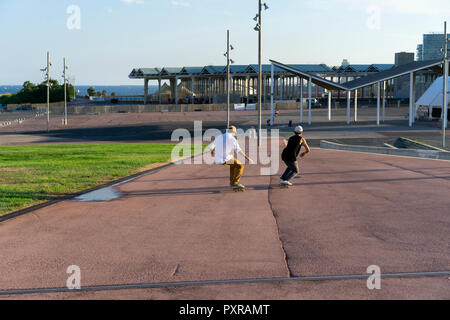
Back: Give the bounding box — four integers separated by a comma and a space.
208, 133, 242, 164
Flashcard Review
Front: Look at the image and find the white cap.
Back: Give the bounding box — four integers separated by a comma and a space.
294, 125, 303, 133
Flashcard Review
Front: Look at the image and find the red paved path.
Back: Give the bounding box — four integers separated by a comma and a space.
0, 147, 449, 299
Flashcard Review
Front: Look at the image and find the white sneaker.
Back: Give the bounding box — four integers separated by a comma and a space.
280, 179, 290, 185
285, 181, 293, 186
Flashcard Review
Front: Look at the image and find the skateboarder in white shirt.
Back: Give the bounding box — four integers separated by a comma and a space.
208, 126, 254, 191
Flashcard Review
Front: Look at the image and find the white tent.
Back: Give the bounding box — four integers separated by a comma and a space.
416, 76, 450, 108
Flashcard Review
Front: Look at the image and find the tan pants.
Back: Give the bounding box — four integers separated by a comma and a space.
223, 158, 244, 186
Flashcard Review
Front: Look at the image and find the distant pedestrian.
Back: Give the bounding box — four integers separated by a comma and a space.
208, 126, 254, 190
279, 125, 310, 186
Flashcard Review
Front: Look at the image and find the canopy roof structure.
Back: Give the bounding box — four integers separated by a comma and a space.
269, 58, 448, 128
416, 76, 450, 107
269, 60, 348, 91
342, 59, 443, 90
270, 59, 444, 91
129, 63, 384, 79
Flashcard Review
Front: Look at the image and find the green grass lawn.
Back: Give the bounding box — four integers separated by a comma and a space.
0, 143, 192, 216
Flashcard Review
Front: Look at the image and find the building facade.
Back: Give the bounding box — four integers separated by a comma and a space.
416, 44, 423, 61
417, 33, 450, 61
394, 52, 415, 98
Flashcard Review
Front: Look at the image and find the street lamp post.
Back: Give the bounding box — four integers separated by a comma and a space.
224, 30, 235, 128
254, 1, 269, 146
63, 57, 68, 126
257, 0, 262, 146
443, 21, 448, 148
45, 52, 50, 133
227, 30, 231, 128
40, 52, 51, 132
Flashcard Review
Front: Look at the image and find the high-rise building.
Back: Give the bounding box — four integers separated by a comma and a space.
394, 52, 415, 98
418, 33, 450, 61
416, 44, 423, 61
395, 52, 415, 66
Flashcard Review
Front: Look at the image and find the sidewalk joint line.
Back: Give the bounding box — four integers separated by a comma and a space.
1, 271, 449, 296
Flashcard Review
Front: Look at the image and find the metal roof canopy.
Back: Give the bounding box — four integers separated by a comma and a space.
269, 59, 348, 91
270, 59, 444, 91
129, 63, 368, 79
343, 59, 443, 90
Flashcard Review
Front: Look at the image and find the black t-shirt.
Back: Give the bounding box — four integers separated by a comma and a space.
282, 135, 303, 162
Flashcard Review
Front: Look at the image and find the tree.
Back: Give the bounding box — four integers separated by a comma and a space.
102, 90, 107, 97
111, 92, 116, 97
23, 81, 35, 91
87, 87, 96, 97
0, 79, 75, 105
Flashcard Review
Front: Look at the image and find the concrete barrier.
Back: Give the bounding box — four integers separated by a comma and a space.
394, 137, 447, 152
4, 100, 302, 116
320, 140, 450, 161
7, 102, 65, 114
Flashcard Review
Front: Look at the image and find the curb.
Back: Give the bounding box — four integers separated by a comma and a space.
0, 149, 206, 224
320, 140, 450, 161
0, 162, 174, 224
395, 137, 447, 152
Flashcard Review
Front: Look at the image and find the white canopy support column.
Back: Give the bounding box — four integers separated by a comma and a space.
346, 90, 351, 124
270, 64, 274, 126
382, 81, 386, 122
263, 75, 267, 104
174, 77, 179, 104
246, 76, 250, 100
444, 59, 448, 129
308, 77, 312, 125
144, 78, 149, 105
230, 76, 234, 96
300, 78, 304, 123
409, 72, 416, 127
354, 89, 358, 122
158, 78, 162, 105
328, 90, 332, 121
191, 77, 195, 104
377, 81, 381, 126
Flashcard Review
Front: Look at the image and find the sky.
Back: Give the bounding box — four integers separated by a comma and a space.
0, 0, 449, 85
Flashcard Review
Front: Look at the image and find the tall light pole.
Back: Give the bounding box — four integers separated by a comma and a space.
224, 30, 235, 128
254, 1, 269, 146
44, 52, 50, 133
227, 30, 231, 128
63, 57, 68, 126
443, 21, 448, 148
40, 53, 51, 132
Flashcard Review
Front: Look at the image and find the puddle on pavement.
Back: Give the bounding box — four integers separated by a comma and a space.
74, 186, 122, 202
73, 169, 156, 202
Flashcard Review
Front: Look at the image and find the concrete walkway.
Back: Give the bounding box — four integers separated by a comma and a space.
0, 146, 449, 299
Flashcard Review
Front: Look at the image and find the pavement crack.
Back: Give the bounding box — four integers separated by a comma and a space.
267, 175, 293, 278
171, 264, 180, 277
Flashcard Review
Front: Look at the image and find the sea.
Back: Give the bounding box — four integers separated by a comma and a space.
0, 85, 158, 96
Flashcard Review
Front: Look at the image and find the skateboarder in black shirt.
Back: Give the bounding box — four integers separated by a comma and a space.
279, 125, 311, 186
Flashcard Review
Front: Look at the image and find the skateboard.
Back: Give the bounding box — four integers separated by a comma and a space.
231, 186, 245, 192
274, 183, 295, 189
